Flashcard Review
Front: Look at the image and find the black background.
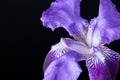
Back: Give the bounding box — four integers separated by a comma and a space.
4, 0, 120, 80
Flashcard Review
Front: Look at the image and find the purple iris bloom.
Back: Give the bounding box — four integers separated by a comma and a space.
40, 0, 120, 80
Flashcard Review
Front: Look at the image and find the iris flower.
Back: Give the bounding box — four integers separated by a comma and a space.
40, 0, 120, 80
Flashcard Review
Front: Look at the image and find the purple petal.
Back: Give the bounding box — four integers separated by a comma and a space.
43, 42, 69, 71
102, 46, 120, 80
40, 0, 88, 39
43, 41, 85, 71
86, 46, 120, 80
97, 0, 120, 44
43, 51, 82, 80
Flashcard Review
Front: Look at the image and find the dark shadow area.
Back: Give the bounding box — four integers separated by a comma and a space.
78, 61, 90, 80
80, 0, 99, 21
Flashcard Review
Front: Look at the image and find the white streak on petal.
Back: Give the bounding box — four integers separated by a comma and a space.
92, 29, 101, 47
96, 51, 105, 62
86, 27, 92, 47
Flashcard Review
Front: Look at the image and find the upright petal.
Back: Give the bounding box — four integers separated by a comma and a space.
43, 51, 82, 80
97, 0, 120, 44
40, 0, 88, 39
86, 46, 120, 80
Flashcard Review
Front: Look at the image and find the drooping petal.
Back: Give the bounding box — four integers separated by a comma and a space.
43, 38, 86, 71
43, 42, 69, 71
97, 0, 120, 44
101, 46, 120, 80
43, 38, 86, 80
43, 51, 82, 80
86, 46, 120, 80
40, 0, 88, 39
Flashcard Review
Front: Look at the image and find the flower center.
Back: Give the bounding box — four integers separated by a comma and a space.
89, 46, 101, 54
